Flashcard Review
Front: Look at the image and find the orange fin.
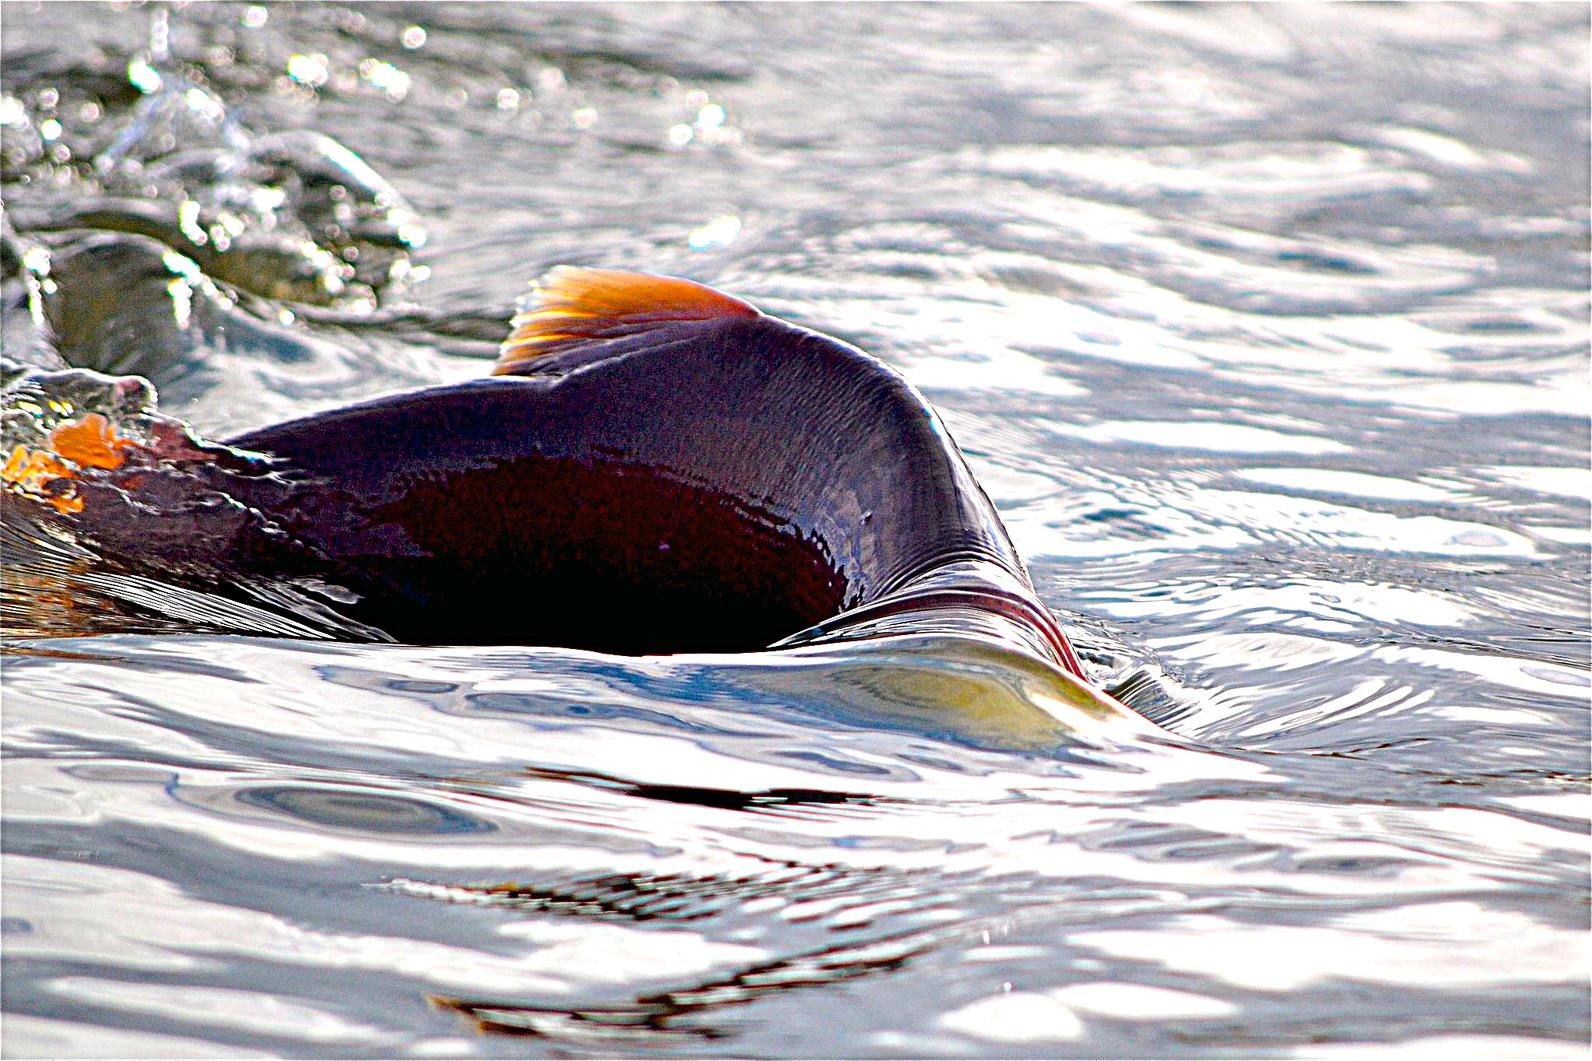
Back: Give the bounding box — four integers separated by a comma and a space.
494, 266, 759, 374
49, 413, 135, 471
2, 443, 83, 513
1, 414, 146, 515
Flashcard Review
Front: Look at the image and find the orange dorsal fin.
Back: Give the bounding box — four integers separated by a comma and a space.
494, 266, 759, 373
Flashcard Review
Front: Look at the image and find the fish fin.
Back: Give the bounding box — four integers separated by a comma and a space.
495, 266, 759, 373
2, 415, 149, 515
3, 443, 82, 513
49, 413, 135, 471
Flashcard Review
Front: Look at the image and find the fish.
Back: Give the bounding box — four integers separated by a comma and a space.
3, 267, 1142, 727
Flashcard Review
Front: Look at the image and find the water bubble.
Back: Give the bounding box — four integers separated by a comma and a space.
688, 215, 742, 250
127, 58, 163, 94
668, 123, 693, 147
242, 5, 268, 29
176, 200, 207, 246
287, 54, 331, 88
401, 25, 428, 50
183, 87, 226, 123
147, 3, 169, 61
358, 59, 410, 101
396, 223, 428, 249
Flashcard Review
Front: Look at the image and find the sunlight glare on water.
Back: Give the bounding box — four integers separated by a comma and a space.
2, 3, 1588, 1057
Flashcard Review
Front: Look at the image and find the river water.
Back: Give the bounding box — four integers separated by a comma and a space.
2, 3, 1588, 1057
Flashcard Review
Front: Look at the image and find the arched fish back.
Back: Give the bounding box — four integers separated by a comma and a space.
229, 269, 1033, 656
5, 267, 1087, 669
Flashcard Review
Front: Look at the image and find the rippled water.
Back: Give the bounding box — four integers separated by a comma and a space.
3, 3, 1588, 1056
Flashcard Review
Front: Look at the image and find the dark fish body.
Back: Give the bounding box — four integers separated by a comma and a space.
230, 305, 1073, 665
7, 268, 1091, 683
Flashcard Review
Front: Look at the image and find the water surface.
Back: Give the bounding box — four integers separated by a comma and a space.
2, 3, 1588, 1056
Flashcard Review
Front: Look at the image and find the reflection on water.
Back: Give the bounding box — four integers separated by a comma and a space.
2, 2, 1588, 1057
195, 783, 499, 836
